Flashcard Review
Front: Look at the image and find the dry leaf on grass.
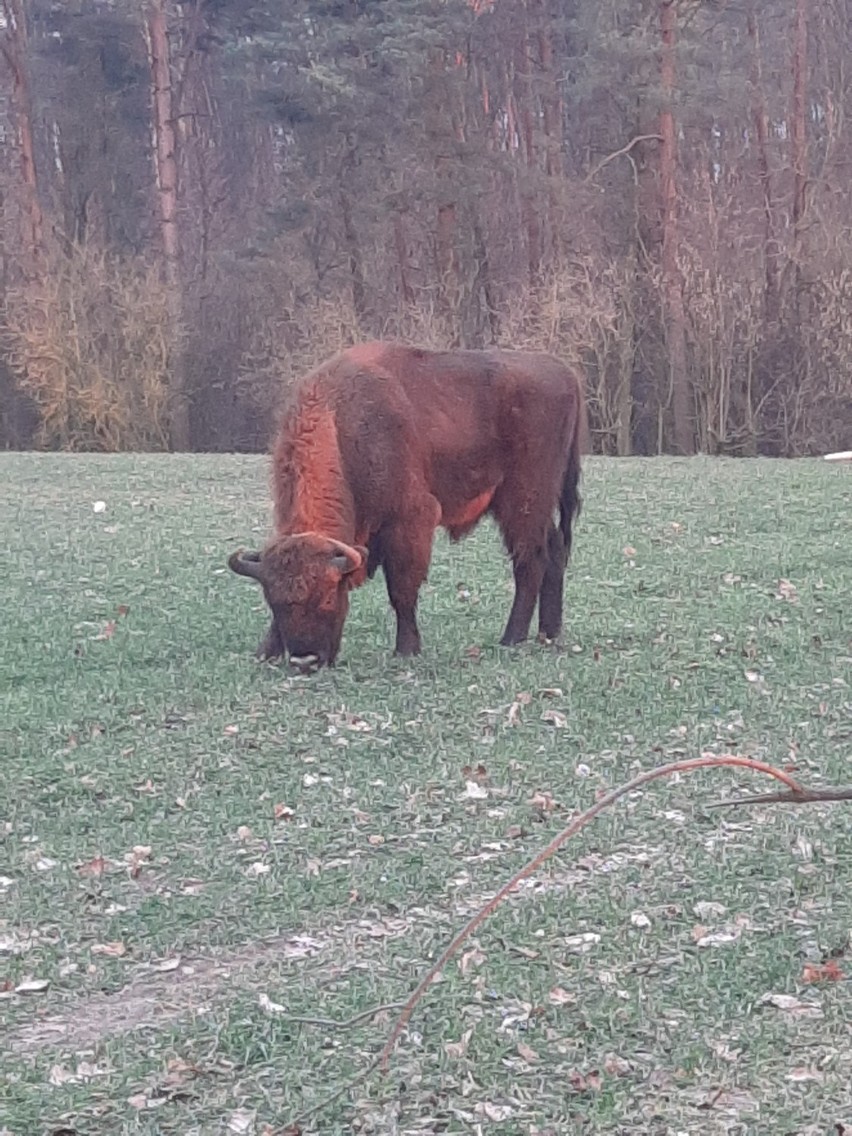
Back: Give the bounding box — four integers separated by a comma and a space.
802, 960, 845, 983
149, 956, 181, 973
91, 941, 127, 957
76, 856, 107, 877
692, 923, 743, 948
459, 947, 486, 975
541, 708, 568, 728
564, 932, 601, 954
569, 1069, 602, 1093
444, 1029, 473, 1059
776, 578, 799, 603
786, 1066, 824, 1082
761, 992, 823, 1017
548, 986, 576, 1006
227, 1109, 256, 1134
528, 790, 557, 812
693, 901, 727, 920
474, 1102, 514, 1121
15, 977, 50, 994
258, 992, 286, 1016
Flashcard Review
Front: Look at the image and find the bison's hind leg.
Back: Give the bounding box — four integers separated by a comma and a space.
537, 524, 567, 641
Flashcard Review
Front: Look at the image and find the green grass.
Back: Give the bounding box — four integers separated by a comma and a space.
1, 452, 851, 1134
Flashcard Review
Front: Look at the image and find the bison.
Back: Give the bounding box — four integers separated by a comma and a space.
229, 341, 585, 669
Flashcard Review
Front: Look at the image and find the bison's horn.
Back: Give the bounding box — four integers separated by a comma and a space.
328, 539, 364, 576
228, 548, 264, 581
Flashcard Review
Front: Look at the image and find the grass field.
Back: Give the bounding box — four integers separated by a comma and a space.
2, 452, 851, 1135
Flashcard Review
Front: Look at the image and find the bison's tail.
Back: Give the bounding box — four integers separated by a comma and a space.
558, 375, 587, 560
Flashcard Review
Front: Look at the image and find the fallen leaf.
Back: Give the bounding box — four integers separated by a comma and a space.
150, 956, 181, 973
761, 992, 822, 1017
367, 834, 385, 846
776, 578, 799, 603
227, 1108, 255, 1134
786, 1066, 823, 1082
802, 960, 844, 984
564, 932, 601, 954
603, 1053, 631, 1077
273, 803, 295, 821
692, 924, 742, 948
548, 986, 576, 1006
517, 1041, 539, 1062
15, 977, 50, 994
693, 901, 727, 920
475, 1102, 514, 1121
76, 856, 107, 877
541, 708, 568, 728
529, 790, 557, 812
459, 947, 486, 975
623, 545, 637, 557
91, 941, 127, 957
569, 1069, 602, 1093
258, 992, 287, 1015
444, 1029, 473, 1059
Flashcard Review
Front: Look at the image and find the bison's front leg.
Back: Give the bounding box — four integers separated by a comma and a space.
256, 619, 284, 661
381, 502, 439, 656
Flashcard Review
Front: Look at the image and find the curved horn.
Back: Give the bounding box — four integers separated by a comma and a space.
327, 539, 364, 576
228, 548, 264, 581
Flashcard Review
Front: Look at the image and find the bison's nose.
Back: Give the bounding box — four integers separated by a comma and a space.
289, 652, 320, 673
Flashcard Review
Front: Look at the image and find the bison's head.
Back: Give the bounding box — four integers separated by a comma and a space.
228, 533, 367, 669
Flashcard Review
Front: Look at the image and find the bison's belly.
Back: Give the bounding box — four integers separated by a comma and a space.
440, 487, 496, 541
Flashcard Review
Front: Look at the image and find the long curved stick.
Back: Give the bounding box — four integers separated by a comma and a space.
379, 754, 805, 1067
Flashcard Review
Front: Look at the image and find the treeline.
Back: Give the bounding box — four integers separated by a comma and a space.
0, 0, 849, 455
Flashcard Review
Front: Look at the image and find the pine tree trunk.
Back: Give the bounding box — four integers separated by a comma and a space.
146, 0, 189, 450
1, 0, 44, 272
747, 7, 779, 325
659, 0, 692, 455
340, 137, 369, 329
515, 10, 541, 286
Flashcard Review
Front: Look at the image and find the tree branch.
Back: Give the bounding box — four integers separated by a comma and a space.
584, 134, 663, 184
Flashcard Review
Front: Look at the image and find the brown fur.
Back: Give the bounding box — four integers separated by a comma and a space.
230, 342, 585, 667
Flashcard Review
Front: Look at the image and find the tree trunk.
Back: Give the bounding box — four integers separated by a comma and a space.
659, 0, 692, 455
146, 0, 189, 450
1, 0, 44, 272
747, 7, 779, 326
340, 136, 369, 329
791, 0, 809, 250
515, 10, 541, 286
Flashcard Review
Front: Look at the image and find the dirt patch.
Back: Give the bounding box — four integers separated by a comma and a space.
3, 930, 339, 1056
4, 851, 659, 1056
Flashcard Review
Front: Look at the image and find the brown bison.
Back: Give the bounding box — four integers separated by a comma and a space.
229, 342, 585, 669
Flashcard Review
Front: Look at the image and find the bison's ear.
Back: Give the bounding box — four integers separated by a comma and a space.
328, 540, 364, 577
228, 549, 264, 581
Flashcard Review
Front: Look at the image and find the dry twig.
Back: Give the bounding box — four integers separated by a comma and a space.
284, 753, 850, 1129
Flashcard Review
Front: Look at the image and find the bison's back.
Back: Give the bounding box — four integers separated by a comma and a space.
278, 342, 582, 533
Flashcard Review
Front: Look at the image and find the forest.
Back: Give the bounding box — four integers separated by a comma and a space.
0, 0, 849, 456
